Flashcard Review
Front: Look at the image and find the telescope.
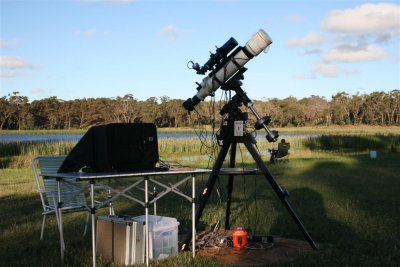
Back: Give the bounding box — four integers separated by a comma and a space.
183, 29, 273, 111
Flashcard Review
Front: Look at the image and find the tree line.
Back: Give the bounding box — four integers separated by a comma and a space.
0, 90, 399, 130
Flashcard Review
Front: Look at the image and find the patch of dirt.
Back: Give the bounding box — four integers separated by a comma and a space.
194, 230, 314, 266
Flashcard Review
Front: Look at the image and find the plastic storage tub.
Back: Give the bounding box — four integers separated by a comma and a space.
133, 215, 180, 260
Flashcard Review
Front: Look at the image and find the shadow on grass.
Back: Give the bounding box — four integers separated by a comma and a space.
0, 193, 95, 266
268, 154, 400, 266
194, 151, 399, 266
302, 134, 400, 152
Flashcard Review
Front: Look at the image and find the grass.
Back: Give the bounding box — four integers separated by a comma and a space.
0, 128, 399, 266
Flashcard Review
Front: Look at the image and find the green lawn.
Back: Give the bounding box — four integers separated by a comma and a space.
0, 131, 399, 266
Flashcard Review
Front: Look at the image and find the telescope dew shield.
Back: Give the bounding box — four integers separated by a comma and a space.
245, 29, 272, 56
183, 29, 273, 111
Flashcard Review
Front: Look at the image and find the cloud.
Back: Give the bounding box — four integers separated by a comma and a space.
285, 32, 323, 47
0, 39, 19, 48
304, 48, 322, 55
31, 88, 45, 95
0, 56, 37, 69
323, 44, 388, 62
322, 3, 400, 40
159, 24, 190, 42
290, 3, 398, 80
292, 73, 314, 80
75, 29, 97, 37
284, 13, 303, 22
0, 71, 18, 78
160, 24, 178, 34
313, 62, 339, 78
313, 62, 359, 78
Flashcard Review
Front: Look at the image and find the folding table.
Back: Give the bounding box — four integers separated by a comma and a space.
48, 168, 210, 267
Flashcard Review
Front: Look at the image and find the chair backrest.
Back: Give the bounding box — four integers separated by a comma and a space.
277, 142, 290, 158
32, 156, 87, 211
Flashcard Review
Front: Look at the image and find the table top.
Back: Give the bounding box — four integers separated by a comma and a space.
46, 167, 211, 180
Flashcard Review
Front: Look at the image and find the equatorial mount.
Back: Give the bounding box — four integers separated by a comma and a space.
218, 68, 279, 143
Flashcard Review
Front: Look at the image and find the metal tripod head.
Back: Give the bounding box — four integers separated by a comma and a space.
219, 68, 279, 143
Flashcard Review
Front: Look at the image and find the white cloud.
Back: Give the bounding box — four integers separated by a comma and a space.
292, 73, 311, 80
31, 88, 45, 95
284, 13, 303, 22
75, 29, 97, 37
313, 62, 339, 78
313, 62, 359, 78
322, 3, 400, 39
0, 39, 19, 48
0, 56, 36, 69
285, 32, 323, 47
159, 24, 190, 42
160, 24, 179, 35
323, 45, 388, 62
304, 48, 322, 55
295, 3, 399, 80
0, 71, 18, 78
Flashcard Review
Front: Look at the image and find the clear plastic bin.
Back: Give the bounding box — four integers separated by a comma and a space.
133, 215, 180, 260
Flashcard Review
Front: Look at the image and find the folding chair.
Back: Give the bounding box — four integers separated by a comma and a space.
33, 155, 116, 263
32, 156, 90, 247
269, 142, 290, 163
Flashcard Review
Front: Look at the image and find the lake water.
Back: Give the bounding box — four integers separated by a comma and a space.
0, 132, 319, 142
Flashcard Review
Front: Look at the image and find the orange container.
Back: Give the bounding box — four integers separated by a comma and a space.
232, 227, 247, 248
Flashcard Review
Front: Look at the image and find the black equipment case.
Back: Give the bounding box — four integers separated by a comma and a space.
58, 123, 159, 173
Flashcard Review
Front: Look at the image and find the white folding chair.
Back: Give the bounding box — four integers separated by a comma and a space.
32, 156, 91, 248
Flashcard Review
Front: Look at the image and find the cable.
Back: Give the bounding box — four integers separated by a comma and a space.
245, 242, 274, 250
238, 143, 251, 230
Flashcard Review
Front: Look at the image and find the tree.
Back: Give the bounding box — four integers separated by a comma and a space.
299, 95, 329, 125
30, 97, 63, 129
167, 99, 187, 127
113, 94, 142, 123
330, 92, 351, 125
6, 92, 29, 130
389, 90, 400, 125
1, 90, 399, 130
0, 96, 13, 130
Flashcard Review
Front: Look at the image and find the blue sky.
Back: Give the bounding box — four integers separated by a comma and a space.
1, 0, 399, 102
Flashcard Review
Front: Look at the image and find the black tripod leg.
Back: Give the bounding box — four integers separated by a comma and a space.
243, 136, 317, 250
225, 141, 236, 230
181, 139, 232, 251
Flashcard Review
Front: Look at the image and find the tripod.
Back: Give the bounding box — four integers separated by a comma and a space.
182, 78, 317, 251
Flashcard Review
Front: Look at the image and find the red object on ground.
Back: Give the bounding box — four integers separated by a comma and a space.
232, 227, 248, 248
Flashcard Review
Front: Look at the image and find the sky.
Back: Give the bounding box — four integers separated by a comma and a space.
0, 0, 399, 102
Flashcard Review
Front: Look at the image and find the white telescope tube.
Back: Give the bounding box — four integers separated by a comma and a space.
196, 29, 272, 101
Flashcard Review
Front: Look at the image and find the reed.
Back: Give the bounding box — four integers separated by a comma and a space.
1, 125, 399, 135
1, 133, 399, 168
0, 140, 77, 157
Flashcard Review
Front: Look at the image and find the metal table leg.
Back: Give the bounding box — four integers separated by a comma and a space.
56, 178, 65, 263
145, 176, 149, 267
90, 180, 96, 267
192, 174, 196, 258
